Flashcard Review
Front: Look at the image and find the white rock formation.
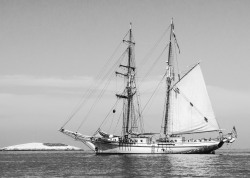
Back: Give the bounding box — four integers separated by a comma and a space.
1, 142, 83, 151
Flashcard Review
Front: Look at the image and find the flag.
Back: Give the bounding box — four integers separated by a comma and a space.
232, 126, 237, 138
173, 31, 180, 54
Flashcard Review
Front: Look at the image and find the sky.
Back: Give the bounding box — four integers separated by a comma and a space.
0, 0, 250, 149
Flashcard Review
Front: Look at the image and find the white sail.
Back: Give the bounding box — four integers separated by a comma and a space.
168, 64, 220, 135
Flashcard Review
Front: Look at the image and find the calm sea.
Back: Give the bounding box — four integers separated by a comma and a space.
0, 149, 249, 177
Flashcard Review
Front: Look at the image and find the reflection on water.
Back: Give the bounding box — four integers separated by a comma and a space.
0, 150, 250, 177
116, 154, 219, 177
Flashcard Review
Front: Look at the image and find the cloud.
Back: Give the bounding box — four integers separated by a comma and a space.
0, 75, 249, 148
0, 74, 167, 98
0, 75, 94, 88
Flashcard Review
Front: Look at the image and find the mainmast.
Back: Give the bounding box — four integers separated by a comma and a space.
164, 18, 175, 135
126, 23, 133, 135
116, 23, 136, 136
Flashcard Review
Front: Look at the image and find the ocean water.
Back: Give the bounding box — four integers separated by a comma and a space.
0, 150, 249, 177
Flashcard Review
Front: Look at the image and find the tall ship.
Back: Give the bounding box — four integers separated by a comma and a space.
60, 19, 237, 154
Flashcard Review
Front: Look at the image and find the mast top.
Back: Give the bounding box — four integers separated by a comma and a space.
130, 22, 132, 30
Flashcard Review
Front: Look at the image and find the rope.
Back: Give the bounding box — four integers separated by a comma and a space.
113, 110, 123, 134
61, 29, 131, 129
174, 41, 180, 80
76, 49, 128, 131
140, 72, 167, 132
61, 42, 123, 129
76, 74, 113, 132
138, 25, 171, 69
175, 87, 218, 128
177, 89, 205, 118
108, 111, 116, 133
94, 99, 120, 133
140, 43, 169, 84
133, 77, 144, 133
141, 72, 167, 113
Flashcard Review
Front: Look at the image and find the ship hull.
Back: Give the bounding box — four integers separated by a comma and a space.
92, 140, 224, 154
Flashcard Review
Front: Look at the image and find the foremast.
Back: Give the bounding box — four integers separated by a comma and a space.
116, 23, 137, 137
164, 19, 175, 136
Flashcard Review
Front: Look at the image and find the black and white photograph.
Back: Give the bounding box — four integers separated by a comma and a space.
0, 0, 249, 177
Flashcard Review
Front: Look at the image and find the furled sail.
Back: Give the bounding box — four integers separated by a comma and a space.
168, 64, 220, 135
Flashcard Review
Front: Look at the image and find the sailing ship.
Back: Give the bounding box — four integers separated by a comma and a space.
60, 19, 237, 154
